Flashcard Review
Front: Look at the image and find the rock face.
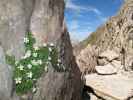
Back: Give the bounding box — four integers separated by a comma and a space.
0, 0, 83, 100
33, 25, 83, 100
0, 0, 32, 59
76, 44, 98, 74
30, 0, 82, 100
0, 46, 12, 100
30, 0, 65, 44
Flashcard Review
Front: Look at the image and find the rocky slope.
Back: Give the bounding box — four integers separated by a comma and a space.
0, 0, 83, 100
77, 0, 133, 74
76, 0, 133, 99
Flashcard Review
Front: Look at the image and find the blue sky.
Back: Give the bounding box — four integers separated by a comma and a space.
65, 0, 124, 41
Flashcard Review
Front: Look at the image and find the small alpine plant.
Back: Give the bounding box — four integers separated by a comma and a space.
6, 32, 65, 95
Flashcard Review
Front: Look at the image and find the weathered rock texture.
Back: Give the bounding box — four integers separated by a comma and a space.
76, 0, 133, 73
85, 73, 133, 100
33, 24, 83, 100
76, 45, 98, 74
0, 46, 12, 100
0, 0, 28, 59
89, 0, 133, 56
0, 0, 83, 100
96, 50, 122, 75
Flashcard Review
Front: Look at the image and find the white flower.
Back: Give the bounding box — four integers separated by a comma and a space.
44, 66, 48, 72
46, 61, 49, 65
48, 57, 52, 61
33, 52, 38, 57
18, 65, 24, 71
49, 43, 54, 46
26, 50, 31, 57
21, 55, 26, 59
33, 78, 36, 81
43, 43, 47, 47
57, 63, 60, 66
15, 61, 19, 65
37, 60, 42, 65
62, 65, 65, 70
27, 64, 32, 69
24, 37, 29, 43
49, 47, 52, 52
23, 50, 31, 58
31, 60, 38, 66
15, 77, 22, 84
58, 59, 61, 63
27, 72, 33, 78
34, 46, 39, 51
32, 87, 37, 93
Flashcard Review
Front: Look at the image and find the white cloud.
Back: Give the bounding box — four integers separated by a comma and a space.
70, 29, 93, 41
65, 0, 80, 11
97, 15, 108, 22
65, 0, 107, 22
66, 0, 101, 15
65, 0, 108, 41
67, 20, 94, 41
69, 20, 79, 30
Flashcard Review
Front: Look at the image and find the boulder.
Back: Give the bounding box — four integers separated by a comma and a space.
99, 50, 119, 61
96, 64, 117, 75
0, 46, 12, 100
85, 73, 133, 100
76, 44, 98, 74
111, 60, 122, 71
97, 58, 108, 66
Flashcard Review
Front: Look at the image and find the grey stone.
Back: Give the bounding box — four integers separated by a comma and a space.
0, 46, 12, 100
33, 70, 77, 100
30, 0, 64, 45
33, 24, 83, 100
0, 0, 34, 99
0, 0, 33, 59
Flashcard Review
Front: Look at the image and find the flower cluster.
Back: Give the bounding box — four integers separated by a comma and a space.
6, 32, 65, 95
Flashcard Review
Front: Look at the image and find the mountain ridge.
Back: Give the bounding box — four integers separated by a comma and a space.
76, 0, 133, 73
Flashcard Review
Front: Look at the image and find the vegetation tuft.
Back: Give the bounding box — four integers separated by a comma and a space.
6, 32, 65, 95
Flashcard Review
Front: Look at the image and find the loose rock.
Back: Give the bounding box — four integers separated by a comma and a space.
96, 64, 117, 75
